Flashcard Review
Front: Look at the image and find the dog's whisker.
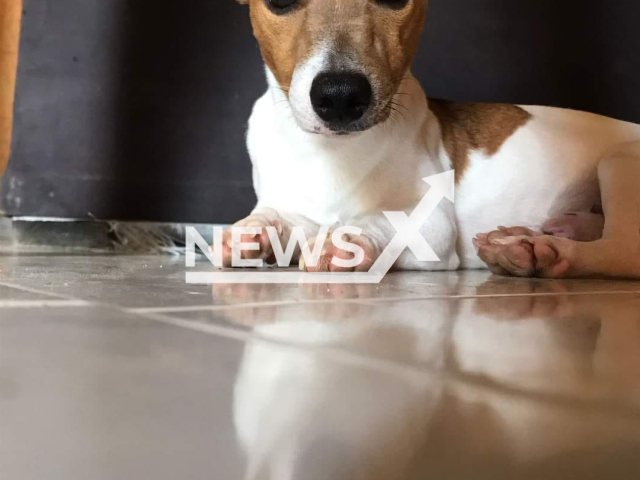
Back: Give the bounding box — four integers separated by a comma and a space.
389, 106, 404, 123
390, 100, 410, 113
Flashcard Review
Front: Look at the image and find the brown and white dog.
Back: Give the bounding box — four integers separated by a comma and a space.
228, 0, 640, 279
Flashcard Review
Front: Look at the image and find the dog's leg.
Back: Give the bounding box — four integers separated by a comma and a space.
301, 204, 459, 273
474, 214, 606, 276
221, 208, 320, 267
298, 217, 384, 273
562, 149, 640, 277
541, 212, 605, 242
476, 143, 640, 279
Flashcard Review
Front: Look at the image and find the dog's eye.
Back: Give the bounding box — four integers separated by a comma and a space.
374, 0, 410, 10
267, 0, 299, 13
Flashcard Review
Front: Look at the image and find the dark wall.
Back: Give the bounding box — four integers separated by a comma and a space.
2, 0, 639, 223
419, 0, 640, 120
2, 0, 262, 223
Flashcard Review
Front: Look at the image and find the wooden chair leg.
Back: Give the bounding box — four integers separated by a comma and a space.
0, 0, 22, 180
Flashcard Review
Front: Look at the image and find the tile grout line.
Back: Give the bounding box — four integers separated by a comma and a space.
355, 290, 640, 303
1, 277, 637, 419
127, 298, 368, 314
130, 309, 421, 376
0, 281, 84, 301
0, 299, 92, 308
1, 280, 638, 314
127, 290, 640, 314
129, 309, 640, 420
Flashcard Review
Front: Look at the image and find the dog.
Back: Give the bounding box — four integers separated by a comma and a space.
226, 0, 640, 279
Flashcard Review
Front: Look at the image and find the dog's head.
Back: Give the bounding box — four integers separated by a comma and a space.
235, 0, 428, 135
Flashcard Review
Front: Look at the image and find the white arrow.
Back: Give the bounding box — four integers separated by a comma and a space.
368, 170, 455, 276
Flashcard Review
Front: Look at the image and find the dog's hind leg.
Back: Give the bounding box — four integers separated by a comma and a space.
597, 143, 640, 241
541, 212, 605, 242
476, 142, 640, 279
563, 145, 640, 277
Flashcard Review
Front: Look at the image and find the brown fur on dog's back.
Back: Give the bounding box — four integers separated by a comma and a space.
429, 99, 532, 182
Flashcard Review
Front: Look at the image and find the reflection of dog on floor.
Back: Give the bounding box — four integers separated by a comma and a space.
227, 0, 640, 279
225, 282, 640, 479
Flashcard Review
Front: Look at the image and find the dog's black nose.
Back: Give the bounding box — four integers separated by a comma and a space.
310, 72, 372, 128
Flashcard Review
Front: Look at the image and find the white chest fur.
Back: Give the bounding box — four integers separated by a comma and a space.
246, 74, 447, 227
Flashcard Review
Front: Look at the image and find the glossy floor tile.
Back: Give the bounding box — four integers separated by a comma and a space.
1, 254, 640, 479
1, 306, 246, 480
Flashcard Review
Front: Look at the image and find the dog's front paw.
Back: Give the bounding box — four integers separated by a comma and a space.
221, 215, 282, 268
474, 227, 574, 278
299, 232, 380, 273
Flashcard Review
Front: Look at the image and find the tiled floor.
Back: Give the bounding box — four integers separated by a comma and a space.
1, 254, 640, 480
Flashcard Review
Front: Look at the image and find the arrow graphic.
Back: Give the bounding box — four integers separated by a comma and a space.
368, 170, 455, 277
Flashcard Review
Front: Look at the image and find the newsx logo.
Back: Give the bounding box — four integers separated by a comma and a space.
185, 170, 454, 284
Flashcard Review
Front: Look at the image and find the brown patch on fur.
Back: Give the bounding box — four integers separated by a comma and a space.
428, 99, 532, 182
246, 1, 314, 90
241, 0, 428, 98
